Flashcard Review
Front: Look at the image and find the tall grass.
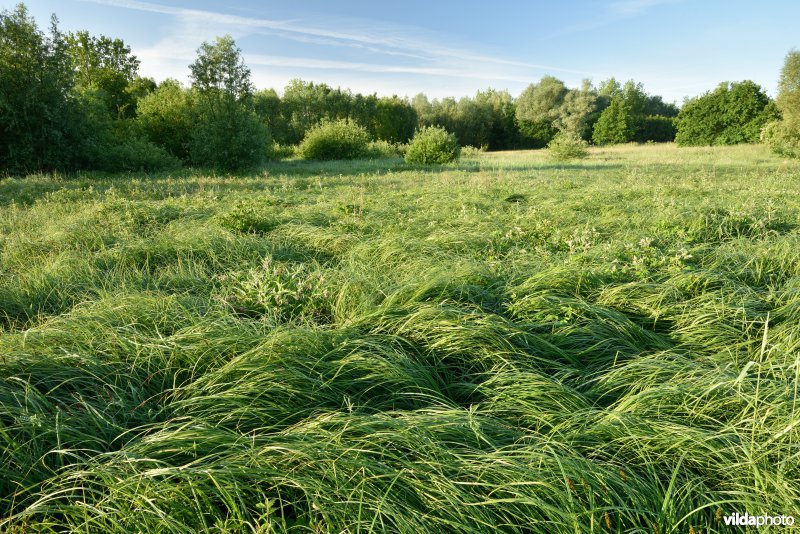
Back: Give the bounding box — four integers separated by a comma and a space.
1, 144, 799, 532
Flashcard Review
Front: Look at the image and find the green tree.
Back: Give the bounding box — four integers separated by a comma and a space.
66, 30, 141, 117
373, 96, 417, 143
474, 89, 518, 150
190, 35, 252, 100
776, 50, 800, 116
280, 80, 351, 144
555, 79, 597, 139
592, 95, 633, 145
136, 79, 194, 160
253, 88, 289, 145
515, 76, 568, 146
676, 80, 776, 146
188, 35, 270, 169
0, 3, 86, 173
762, 50, 800, 158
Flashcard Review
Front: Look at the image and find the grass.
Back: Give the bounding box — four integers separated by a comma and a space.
1, 143, 799, 532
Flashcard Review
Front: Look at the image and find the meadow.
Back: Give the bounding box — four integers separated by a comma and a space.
1, 143, 799, 532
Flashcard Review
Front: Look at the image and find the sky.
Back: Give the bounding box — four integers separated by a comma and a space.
13, 0, 800, 103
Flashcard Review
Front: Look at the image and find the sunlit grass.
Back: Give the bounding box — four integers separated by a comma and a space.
1, 143, 799, 532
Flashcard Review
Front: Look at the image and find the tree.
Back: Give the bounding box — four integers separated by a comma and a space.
0, 3, 86, 173
676, 80, 776, 146
190, 35, 252, 100
373, 96, 417, 143
66, 30, 141, 117
136, 79, 194, 159
280, 80, 351, 144
776, 49, 800, 115
188, 35, 270, 169
762, 50, 800, 158
592, 95, 634, 145
474, 89, 518, 150
253, 88, 289, 144
555, 80, 597, 140
515, 76, 568, 146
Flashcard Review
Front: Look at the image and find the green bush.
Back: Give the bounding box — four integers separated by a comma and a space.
404, 126, 460, 165
96, 138, 181, 172
460, 145, 487, 158
675, 80, 777, 146
268, 143, 297, 160
189, 97, 272, 170
366, 140, 405, 159
136, 80, 194, 160
547, 132, 589, 161
298, 119, 370, 160
761, 119, 800, 158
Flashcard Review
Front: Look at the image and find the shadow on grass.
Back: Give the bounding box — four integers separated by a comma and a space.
1, 156, 633, 206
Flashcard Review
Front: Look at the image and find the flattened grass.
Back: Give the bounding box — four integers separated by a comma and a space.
1, 144, 799, 532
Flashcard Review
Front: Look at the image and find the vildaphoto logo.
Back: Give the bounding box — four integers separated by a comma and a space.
722, 512, 795, 528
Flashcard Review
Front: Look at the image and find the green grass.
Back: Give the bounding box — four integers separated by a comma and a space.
1, 143, 799, 532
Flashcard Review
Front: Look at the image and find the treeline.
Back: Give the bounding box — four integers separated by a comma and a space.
1, 3, 798, 174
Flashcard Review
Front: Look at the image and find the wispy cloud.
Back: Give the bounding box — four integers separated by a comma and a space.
79, 0, 591, 95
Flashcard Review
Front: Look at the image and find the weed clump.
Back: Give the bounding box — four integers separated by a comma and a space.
299, 119, 370, 161
404, 126, 460, 165
547, 132, 589, 161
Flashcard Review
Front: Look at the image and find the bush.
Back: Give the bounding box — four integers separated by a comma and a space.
404, 126, 460, 165
460, 145, 487, 158
269, 143, 297, 160
95, 138, 181, 172
366, 140, 405, 159
547, 132, 589, 161
298, 119, 370, 160
675, 80, 776, 146
762, 120, 800, 158
136, 80, 194, 160
189, 97, 272, 170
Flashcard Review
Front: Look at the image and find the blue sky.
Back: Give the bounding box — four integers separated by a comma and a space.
15, 0, 800, 103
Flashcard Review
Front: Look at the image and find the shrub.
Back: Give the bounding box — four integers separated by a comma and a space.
547, 132, 589, 161
189, 97, 272, 170
761, 120, 800, 158
460, 145, 487, 158
136, 79, 194, 160
675, 80, 777, 146
298, 119, 370, 160
366, 140, 405, 159
269, 143, 297, 160
96, 138, 181, 172
405, 126, 460, 165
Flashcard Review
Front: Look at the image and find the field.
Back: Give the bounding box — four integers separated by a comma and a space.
1, 144, 799, 532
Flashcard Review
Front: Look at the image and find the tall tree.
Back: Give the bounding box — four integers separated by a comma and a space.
555, 79, 597, 139
188, 35, 270, 169
66, 30, 141, 117
592, 95, 634, 145
190, 35, 253, 100
0, 3, 85, 172
762, 50, 800, 158
515, 76, 568, 146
